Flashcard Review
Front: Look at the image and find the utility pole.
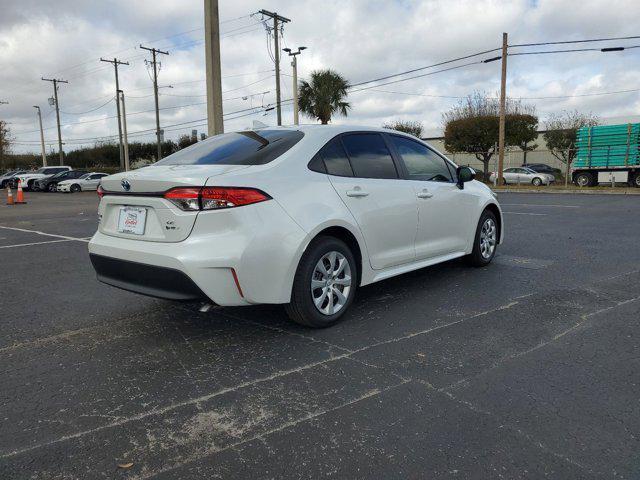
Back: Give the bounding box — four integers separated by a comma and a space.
497, 32, 508, 185
0, 101, 8, 172
33, 106, 47, 166
260, 9, 290, 126
100, 57, 129, 170
41, 77, 68, 165
118, 90, 130, 171
204, 0, 224, 136
283, 46, 306, 125
140, 44, 169, 161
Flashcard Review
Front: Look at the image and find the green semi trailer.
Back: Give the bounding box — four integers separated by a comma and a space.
572, 123, 640, 187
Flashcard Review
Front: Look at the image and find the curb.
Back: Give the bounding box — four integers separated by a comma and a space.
492, 188, 640, 196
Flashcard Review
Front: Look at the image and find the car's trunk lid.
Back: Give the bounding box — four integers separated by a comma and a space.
98, 165, 250, 242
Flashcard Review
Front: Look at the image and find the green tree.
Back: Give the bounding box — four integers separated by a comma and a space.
177, 134, 197, 150
298, 70, 350, 124
383, 120, 424, 138
443, 92, 539, 179
507, 113, 538, 165
0, 120, 12, 172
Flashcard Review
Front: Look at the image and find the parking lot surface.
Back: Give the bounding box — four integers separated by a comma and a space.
1, 191, 640, 479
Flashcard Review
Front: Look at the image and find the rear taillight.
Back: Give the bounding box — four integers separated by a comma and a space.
97, 185, 104, 198
163, 187, 271, 211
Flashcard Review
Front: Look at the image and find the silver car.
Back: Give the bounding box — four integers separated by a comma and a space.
490, 167, 555, 186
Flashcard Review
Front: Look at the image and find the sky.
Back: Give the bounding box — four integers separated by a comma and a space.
1, 0, 639, 155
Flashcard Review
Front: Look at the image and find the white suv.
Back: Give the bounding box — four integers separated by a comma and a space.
89, 125, 503, 327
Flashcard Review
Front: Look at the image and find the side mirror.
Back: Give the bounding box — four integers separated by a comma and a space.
456, 166, 475, 189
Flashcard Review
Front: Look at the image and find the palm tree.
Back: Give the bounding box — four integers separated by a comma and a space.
298, 70, 350, 124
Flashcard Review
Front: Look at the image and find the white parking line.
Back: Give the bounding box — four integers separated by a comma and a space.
501, 203, 580, 208
0, 239, 76, 249
0, 225, 90, 242
504, 212, 548, 216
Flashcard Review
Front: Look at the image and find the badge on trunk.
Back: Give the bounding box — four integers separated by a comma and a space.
121, 179, 131, 191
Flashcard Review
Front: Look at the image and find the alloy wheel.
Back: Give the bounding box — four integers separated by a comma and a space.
479, 218, 497, 259
311, 251, 352, 316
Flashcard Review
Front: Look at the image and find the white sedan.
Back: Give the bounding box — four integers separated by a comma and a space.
490, 167, 555, 186
57, 172, 109, 192
89, 125, 503, 328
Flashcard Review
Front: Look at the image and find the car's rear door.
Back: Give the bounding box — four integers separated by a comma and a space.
324, 133, 417, 270
387, 134, 475, 260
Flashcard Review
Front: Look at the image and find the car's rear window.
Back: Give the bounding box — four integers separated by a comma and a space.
155, 130, 304, 166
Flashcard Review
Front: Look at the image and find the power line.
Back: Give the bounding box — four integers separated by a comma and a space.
348, 47, 502, 88
59, 96, 116, 115
510, 34, 640, 48
509, 45, 640, 56
349, 61, 482, 93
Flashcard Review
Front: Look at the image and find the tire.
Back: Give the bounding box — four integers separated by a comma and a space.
532, 177, 542, 187
28, 180, 36, 191
70, 184, 81, 193
285, 236, 358, 328
466, 209, 498, 267
48, 183, 57, 192
575, 172, 593, 187
633, 173, 640, 188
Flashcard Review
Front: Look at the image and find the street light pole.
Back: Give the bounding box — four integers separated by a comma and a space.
283, 46, 306, 125
33, 106, 47, 166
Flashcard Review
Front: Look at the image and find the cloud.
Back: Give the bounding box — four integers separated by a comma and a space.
1, 0, 639, 154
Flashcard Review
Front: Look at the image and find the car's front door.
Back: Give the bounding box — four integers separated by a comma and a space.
324, 133, 418, 270
387, 134, 476, 260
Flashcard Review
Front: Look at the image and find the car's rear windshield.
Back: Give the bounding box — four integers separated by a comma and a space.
155, 130, 304, 166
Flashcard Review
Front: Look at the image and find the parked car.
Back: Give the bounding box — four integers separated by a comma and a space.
57, 172, 109, 193
489, 167, 555, 186
524, 163, 562, 176
11, 166, 72, 190
35, 170, 87, 192
0, 170, 28, 189
89, 126, 503, 328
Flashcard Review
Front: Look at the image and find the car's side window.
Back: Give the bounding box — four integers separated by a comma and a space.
321, 138, 354, 177
308, 138, 355, 177
389, 135, 453, 182
341, 133, 398, 179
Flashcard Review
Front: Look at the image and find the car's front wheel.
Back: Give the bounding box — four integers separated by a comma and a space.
70, 184, 81, 193
532, 177, 543, 186
48, 183, 57, 192
466, 210, 498, 267
285, 236, 357, 328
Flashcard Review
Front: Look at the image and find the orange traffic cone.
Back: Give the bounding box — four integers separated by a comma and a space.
15, 180, 27, 204
6, 187, 14, 205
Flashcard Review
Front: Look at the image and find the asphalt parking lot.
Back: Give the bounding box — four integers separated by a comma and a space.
1, 191, 640, 479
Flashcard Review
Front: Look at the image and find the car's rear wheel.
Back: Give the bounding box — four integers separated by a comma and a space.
28, 180, 37, 191
285, 236, 357, 328
575, 172, 593, 187
70, 184, 81, 193
466, 210, 498, 267
48, 183, 57, 192
532, 177, 542, 186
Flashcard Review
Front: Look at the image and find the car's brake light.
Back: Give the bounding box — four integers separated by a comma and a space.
97, 185, 104, 198
163, 187, 271, 211
200, 187, 270, 210
164, 187, 201, 211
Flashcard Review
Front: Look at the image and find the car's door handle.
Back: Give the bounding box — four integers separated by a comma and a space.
417, 190, 433, 199
346, 188, 369, 197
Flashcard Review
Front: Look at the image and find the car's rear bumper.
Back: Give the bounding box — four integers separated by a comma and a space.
90, 253, 207, 301
88, 200, 308, 306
